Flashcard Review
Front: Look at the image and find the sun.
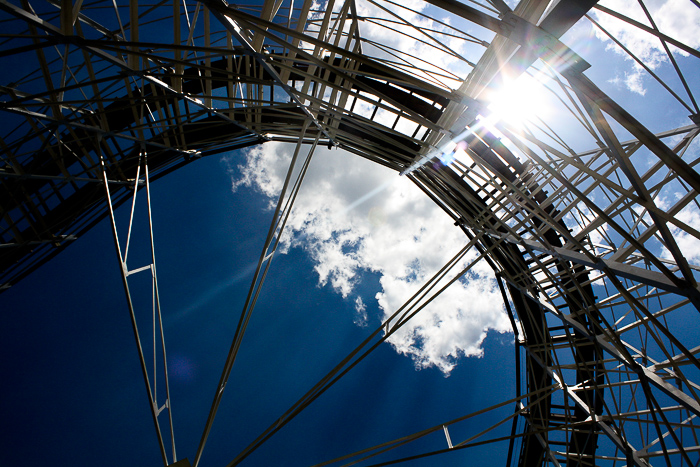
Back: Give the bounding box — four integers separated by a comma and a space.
439, 72, 554, 169
401, 71, 554, 174
485, 72, 551, 128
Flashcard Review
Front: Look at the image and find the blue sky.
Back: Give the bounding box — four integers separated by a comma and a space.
2, 1, 700, 466
0, 152, 517, 467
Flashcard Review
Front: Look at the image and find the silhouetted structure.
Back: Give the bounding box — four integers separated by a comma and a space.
2, 1, 700, 466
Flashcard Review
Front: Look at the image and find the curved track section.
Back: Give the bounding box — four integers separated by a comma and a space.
2, 1, 700, 466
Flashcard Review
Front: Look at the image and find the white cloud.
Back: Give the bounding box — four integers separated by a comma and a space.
665, 202, 700, 265
229, 144, 290, 203
226, 142, 511, 374
354, 296, 368, 327
377, 258, 510, 374
674, 209, 700, 264
608, 70, 647, 96
592, 0, 700, 94
646, 189, 700, 266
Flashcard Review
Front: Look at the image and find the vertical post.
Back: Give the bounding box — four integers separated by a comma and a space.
174, 0, 182, 93
129, 0, 139, 69
98, 140, 169, 466
204, 6, 212, 107
60, 0, 72, 35
442, 425, 453, 449
145, 155, 178, 463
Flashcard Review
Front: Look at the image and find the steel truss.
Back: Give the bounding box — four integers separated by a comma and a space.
1, 0, 700, 466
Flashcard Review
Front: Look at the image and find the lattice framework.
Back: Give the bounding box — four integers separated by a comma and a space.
1, 0, 700, 466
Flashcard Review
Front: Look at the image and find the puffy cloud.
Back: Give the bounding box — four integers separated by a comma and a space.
608, 71, 647, 96
377, 258, 510, 374
659, 195, 700, 265
672, 205, 700, 264
226, 142, 511, 374
591, 0, 700, 94
353, 296, 368, 327
230, 143, 291, 203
